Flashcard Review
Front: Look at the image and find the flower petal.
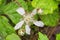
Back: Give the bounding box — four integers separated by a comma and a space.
33, 21, 44, 27
14, 20, 24, 30
25, 25, 31, 35
16, 7, 25, 15
31, 9, 37, 16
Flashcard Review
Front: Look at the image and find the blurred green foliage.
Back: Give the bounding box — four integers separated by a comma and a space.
32, 0, 58, 14
38, 32, 49, 40
5, 33, 21, 40
0, 0, 60, 40
0, 16, 15, 40
0, 0, 6, 8
40, 11, 59, 27
56, 34, 60, 40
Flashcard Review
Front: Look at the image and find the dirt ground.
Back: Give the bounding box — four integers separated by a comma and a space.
20, 24, 60, 40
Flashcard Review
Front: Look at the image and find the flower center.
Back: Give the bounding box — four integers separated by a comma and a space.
24, 14, 33, 24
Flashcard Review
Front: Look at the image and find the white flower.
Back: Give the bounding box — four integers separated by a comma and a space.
14, 7, 44, 35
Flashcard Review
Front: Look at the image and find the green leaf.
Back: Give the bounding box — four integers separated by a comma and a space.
17, 0, 28, 11
0, 17, 7, 38
6, 12, 22, 24
2, 2, 19, 14
0, 16, 16, 40
26, 2, 34, 12
38, 32, 49, 40
0, 0, 6, 7
0, 10, 4, 14
33, 14, 39, 20
40, 11, 59, 27
1, 2, 22, 24
0, 1, 22, 24
32, 0, 58, 14
5, 33, 21, 40
56, 34, 60, 40
0, 34, 5, 40
56, 0, 60, 2
0, 16, 15, 35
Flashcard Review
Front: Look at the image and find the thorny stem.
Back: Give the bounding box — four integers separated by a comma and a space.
48, 27, 57, 40
0, 14, 15, 27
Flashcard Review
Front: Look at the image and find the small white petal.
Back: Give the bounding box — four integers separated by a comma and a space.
16, 7, 25, 15
14, 20, 24, 30
33, 21, 44, 27
38, 9, 43, 14
31, 9, 37, 16
25, 25, 31, 35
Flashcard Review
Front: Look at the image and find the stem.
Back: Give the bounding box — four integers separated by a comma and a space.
14, 0, 21, 7
48, 27, 56, 40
